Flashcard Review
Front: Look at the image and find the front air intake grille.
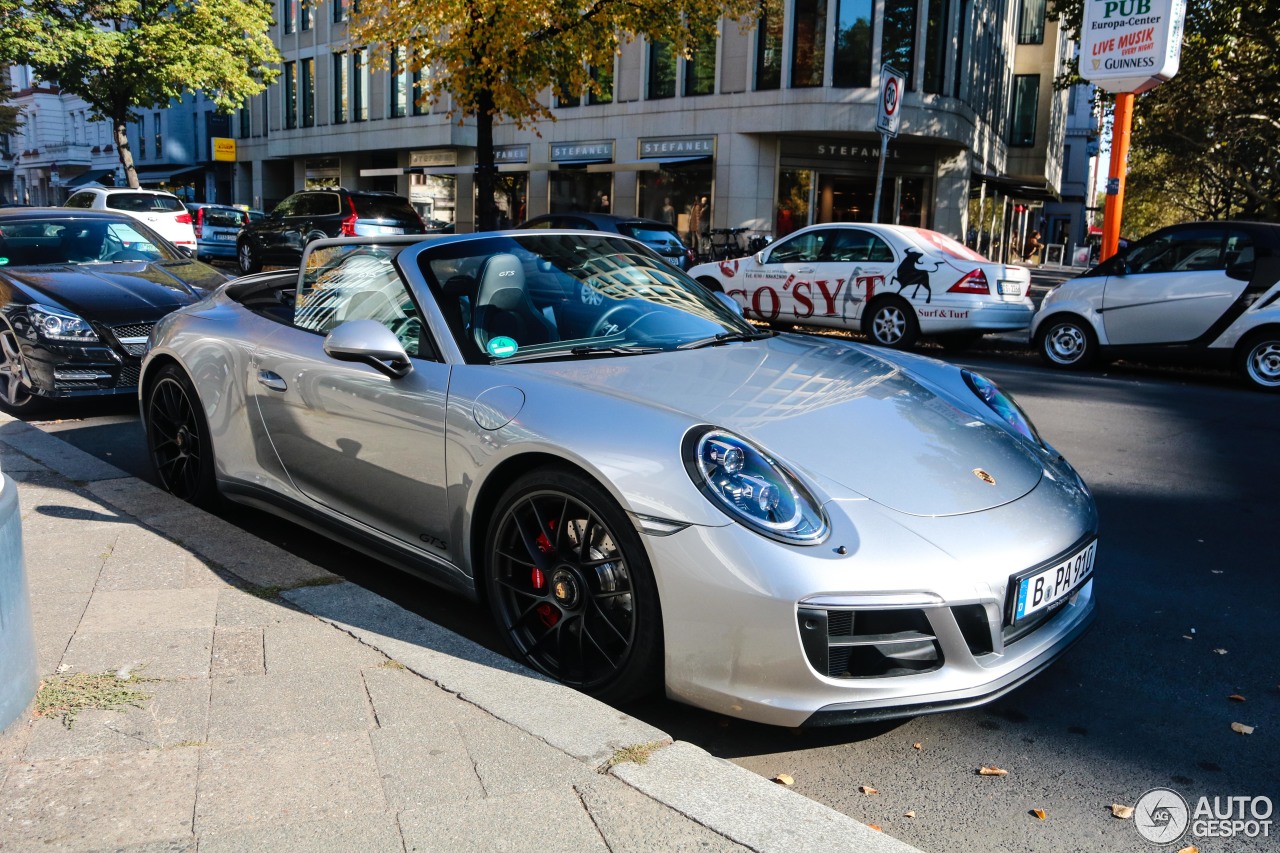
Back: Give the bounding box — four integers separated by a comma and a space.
108, 322, 155, 357
116, 363, 140, 389
798, 607, 942, 679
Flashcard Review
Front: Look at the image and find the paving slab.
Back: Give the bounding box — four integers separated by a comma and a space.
196, 814, 405, 853
27, 591, 91, 673
76, 589, 220, 635
458, 709, 598, 798
575, 774, 752, 853
60, 628, 215, 681
369, 721, 486, 810
209, 626, 265, 678
398, 786, 610, 853
262, 618, 387, 675
206, 669, 373, 743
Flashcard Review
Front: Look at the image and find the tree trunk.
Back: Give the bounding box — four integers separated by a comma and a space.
473, 89, 499, 231
113, 116, 138, 189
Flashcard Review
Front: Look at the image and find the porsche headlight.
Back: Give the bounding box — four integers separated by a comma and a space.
27, 303, 99, 343
963, 370, 1042, 446
686, 427, 828, 544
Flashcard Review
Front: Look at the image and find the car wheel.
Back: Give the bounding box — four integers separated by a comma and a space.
145, 364, 221, 508
863, 296, 920, 349
0, 320, 46, 416
1037, 315, 1097, 369
485, 468, 663, 704
237, 240, 261, 275
697, 276, 724, 293
936, 332, 983, 351
1236, 328, 1280, 392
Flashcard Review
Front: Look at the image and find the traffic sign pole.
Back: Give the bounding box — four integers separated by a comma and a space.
1101, 92, 1134, 262
872, 134, 888, 223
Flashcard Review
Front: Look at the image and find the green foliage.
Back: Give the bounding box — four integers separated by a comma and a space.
0, 0, 280, 187
0, 66, 21, 136
350, 0, 761, 228
34, 669, 153, 729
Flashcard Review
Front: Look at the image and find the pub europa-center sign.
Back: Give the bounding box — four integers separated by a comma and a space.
1079, 0, 1187, 94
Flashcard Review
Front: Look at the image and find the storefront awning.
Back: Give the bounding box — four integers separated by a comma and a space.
970, 172, 1060, 202
63, 168, 115, 188
135, 165, 203, 185
361, 163, 555, 177
586, 155, 711, 173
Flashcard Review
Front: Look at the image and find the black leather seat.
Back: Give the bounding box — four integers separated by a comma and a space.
472, 253, 558, 351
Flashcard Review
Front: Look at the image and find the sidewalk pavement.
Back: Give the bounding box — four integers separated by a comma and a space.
0, 414, 923, 853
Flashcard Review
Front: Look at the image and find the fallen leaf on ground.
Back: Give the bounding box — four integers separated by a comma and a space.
1213, 648, 1229, 655
773, 773, 794, 785
978, 765, 1009, 776
1231, 722, 1255, 735
1111, 804, 1135, 819
904, 810, 916, 818
1228, 694, 1246, 702
913, 741, 923, 750
1032, 808, 1046, 820
859, 785, 879, 795
1177, 847, 1199, 853
867, 824, 882, 832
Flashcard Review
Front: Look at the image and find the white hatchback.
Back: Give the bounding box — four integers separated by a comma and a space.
64, 187, 196, 253
689, 223, 1033, 349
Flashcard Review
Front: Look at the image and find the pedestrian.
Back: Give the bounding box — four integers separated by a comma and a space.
687, 195, 707, 249
1023, 230, 1044, 264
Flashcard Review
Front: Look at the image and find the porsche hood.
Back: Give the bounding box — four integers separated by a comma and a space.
529, 335, 1046, 517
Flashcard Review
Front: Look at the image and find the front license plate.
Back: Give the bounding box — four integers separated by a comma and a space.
1011, 540, 1096, 624
997, 281, 1022, 296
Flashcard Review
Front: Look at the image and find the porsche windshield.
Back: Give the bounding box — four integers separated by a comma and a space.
418, 233, 762, 364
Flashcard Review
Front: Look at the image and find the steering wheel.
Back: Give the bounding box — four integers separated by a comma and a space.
589, 304, 661, 337
107, 249, 151, 261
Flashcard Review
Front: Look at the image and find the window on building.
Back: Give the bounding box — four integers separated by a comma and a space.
1009, 74, 1039, 146
300, 0, 311, 30
557, 83, 581, 108
1018, 0, 1046, 44
791, 0, 827, 88
301, 57, 315, 127
683, 43, 716, 96
239, 106, 251, 138
333, 0, 346, 22
283, 0, 296, 34
137, 120, 146, 160
284, 60, 297, 129
647, 40, 676, 99
153, 113, 162, 158
756, 0, 783, 90
333, 53, 349, 123
922, 0, 950, 93
412, 68, 429, 115
882, 0, 918, 89
588, 61, 614, 105
353, 49, 369, 121
390, 47, 407, 117
833, 0, 872, 88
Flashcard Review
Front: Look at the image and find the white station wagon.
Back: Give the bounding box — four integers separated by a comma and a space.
689, 223, 1034, 349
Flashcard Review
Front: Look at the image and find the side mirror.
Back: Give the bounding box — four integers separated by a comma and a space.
176, 246, 195, 259
324, 319, 413, 379
713, 291, 744, 317
754, 251, 765, 264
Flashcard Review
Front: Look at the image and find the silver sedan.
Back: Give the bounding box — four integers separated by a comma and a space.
140, 232, 1098, 727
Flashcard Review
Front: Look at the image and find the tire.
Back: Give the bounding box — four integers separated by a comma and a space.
485, 468, 663, 704
144, 364, 221, 508
1036, 315, 1097, 369
936, 332, 983, 351
0, 319, 47, 417
697, 276, 724, 293
237, 239, 261, 275
863, 296, 920, 349
1236, 328, 1280, 392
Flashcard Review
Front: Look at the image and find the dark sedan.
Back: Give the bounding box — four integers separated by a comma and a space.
0, 208, 228, 415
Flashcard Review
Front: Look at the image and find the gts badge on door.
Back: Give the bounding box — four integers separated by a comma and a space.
419, 533, 448, 551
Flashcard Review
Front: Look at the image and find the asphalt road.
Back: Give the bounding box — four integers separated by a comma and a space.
24, 336, 1280, 853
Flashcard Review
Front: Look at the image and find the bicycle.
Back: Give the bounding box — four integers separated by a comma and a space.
706, 227, 751, 261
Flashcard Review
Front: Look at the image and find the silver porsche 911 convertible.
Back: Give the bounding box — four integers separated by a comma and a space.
140, 232, 1098, 727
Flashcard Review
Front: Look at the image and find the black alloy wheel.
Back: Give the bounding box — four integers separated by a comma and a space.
0, 319, 46, 416
237, 239, 261, 275
486, 469, 662, 704
863, 296, 920, 349
145, 364, 220, 508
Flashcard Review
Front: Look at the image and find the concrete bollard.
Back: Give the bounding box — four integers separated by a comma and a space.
0, 469, 36, 734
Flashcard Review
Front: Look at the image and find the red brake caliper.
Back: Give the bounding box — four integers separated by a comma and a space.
533, 519, 558, 627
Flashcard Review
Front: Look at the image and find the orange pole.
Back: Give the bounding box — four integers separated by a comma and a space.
1101, 92, 1134, 262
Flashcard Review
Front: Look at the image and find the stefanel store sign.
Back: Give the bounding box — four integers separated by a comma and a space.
1079, 0, 1187, 93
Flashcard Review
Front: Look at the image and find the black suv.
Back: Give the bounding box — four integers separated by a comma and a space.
236, 188, 425, 273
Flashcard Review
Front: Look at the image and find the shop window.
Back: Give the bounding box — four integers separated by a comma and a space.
301, 58, 315, 128
588, 62, 613, 105
756, 0, 783, 90
333, 53, 349, 124
791, 0, 827, 88
922, 0, 950, 94
684, 44, 716, 96
833, 0, 872, 88
1009, 74, 1039, 146
283, 61, 297, 129
1018, 0, 1046, 44
550, 172, 613, 214
637, 165, 713, 238
648, 40, 676, 99
776, 169, 812, 237
882, 0, 918, 89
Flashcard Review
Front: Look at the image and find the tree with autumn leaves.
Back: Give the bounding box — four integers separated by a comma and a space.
0, 0, 279, 189
350, 0, 760, 230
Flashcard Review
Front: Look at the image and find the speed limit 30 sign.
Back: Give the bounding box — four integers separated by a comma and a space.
876, 64, 906, 137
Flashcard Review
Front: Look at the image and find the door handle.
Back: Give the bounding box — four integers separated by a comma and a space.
795, 266, 815, 273
256, 369, 287, 392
